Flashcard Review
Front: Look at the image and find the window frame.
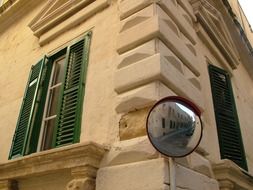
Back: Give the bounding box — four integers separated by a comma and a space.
9, 32, 92, 159
208, 64, 248, 171
38, 49, 67, 151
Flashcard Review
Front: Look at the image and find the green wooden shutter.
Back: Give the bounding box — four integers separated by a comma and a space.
28, 60, 53, 154
52, 33, 91, 148
9, 57, 47, 159
208, 65, 248, 170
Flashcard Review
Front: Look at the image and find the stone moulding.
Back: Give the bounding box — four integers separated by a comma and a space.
29, 0, 96, 36
0, 180, 17, 190
0, 0, 15, 14
190, 0, 240, 69
28, 0, 111, 45
213, 159, 253, 190
0, 0, 37, 34
0, 142, 106, 180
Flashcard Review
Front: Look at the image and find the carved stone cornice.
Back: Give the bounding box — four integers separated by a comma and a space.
0, 142, 106, 180
213, 159, 253, 190
0, 0, 16, 14
190, 0, 240, 69
219, 180, 234, 190
28, 0, 111, 45
0, 0, 40, 34
66, 165, 98, 190
29, 0, 95, 37
0, 180, 18, 190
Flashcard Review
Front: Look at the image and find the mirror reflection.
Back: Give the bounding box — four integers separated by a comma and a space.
147, 101, 202, 157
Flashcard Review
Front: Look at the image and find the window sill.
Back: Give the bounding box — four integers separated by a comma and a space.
0, 141, 106, 180
213, 159, 253, 190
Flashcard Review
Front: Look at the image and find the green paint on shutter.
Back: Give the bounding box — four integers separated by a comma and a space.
208, 65, 248, 170
28, 60, 53, 154
52, 33, 91, 148
9, 57, 47, 159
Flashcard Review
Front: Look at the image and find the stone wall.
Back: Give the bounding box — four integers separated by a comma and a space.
0, 0, 253, 189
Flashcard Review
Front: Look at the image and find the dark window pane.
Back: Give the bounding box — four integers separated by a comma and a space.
41, 118, 55, 151
52, 57, 66, 85
46, 87, 61, 117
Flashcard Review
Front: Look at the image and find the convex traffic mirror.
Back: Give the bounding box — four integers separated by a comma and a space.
146, 96, 203, 157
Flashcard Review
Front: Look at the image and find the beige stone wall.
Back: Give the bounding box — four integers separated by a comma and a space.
0, 0, 253, 189
18, 171, 72, 190
0, 0, 47, 163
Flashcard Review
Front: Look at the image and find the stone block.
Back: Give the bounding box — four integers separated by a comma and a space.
115, 53, 162, 93
119, 108, 150, 140
178, 4, 194, 27
67, 178, 94, 190
96, 158, 169, 190
190, 152, 214, 178
117, 15, 159, 53
158, 0, 197, 45
177, 0, 196, 22
117, 39, 157, 69
117, 13, 200, 76
175, 156, 191, 169
117, 37, 199, 83
115, 53, 204, 110
176, 165, 219, 190
204, 178, 220, 190
115, 81, 175, 113
98, 158, 219, 190
118, 0, 155, 20
120, 4, 154, 33
100, 136, 158, 167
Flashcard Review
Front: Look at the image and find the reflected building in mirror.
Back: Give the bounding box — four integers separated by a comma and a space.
148, 102, 194, 139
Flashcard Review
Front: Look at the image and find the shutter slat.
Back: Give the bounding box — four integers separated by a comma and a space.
58, 123, 76, 131
59, 119, 75, 126
208, 65, 248, 170
56, 137, 73, 145
60, 114, 76, 122
220, 129, 239, 138
58, 128, 74, 134
56, 133, 74, 140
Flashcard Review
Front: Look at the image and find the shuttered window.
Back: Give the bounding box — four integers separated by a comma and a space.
208, 64, 248, 170
9, 58, 47, 159
52, 35, 91, 147
9, 32, 91, 159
